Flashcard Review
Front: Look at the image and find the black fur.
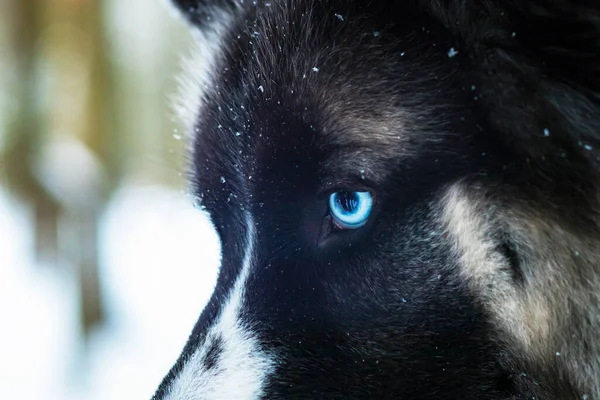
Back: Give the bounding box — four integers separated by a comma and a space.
153, 1, 600, 399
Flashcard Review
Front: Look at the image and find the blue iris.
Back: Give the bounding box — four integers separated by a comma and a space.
329, 191, 373, 229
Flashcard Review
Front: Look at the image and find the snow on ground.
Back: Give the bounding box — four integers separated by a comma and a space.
0, 188, 77, 400
0, 183, 220, 399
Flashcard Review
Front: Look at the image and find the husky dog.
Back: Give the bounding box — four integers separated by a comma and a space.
153, 1, 600, 398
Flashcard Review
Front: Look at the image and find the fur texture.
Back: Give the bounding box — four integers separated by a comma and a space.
153, 1, 600, 398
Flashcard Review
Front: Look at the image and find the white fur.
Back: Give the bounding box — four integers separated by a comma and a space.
163, 214, 276, 400
171, 11, 233, 138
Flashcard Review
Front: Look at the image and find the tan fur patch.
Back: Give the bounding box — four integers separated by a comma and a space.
441, 182, 600, 397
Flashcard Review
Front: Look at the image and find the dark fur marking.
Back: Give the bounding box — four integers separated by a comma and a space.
497, 236, 525, 287
203, 336, 224, 371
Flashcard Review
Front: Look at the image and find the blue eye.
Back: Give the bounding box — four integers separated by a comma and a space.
329, 191, 373, 229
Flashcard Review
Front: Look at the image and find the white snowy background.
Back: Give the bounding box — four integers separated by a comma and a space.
0, 185, 220, 400
0, 0, 221, 398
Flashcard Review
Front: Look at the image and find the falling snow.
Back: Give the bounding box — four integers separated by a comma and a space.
447, 47, 459, 57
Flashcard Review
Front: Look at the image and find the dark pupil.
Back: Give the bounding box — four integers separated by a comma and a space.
337, 192, 359, 213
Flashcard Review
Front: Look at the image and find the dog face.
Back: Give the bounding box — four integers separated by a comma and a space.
153, 1, 600, 399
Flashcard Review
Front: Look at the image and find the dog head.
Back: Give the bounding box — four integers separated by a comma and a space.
153, 1, 600, 398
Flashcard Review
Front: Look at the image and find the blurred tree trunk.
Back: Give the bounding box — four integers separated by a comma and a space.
4, 0, 61, 263
75, 0, 122, 338
57, 0, 120, 338
5, 0, 121, 339
83, 0, 122, 187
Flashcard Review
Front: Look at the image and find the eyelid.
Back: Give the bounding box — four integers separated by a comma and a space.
317, 175, 377, 198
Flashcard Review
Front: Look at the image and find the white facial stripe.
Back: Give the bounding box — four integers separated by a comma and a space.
164, 214, 275, 400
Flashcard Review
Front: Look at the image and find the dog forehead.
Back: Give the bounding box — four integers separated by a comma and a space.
190, 1, 452, 164
194, 98, 405, 192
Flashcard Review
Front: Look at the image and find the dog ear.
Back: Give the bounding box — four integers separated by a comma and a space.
169, 0, 245, 28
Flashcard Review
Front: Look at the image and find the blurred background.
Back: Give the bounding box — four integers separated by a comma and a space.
0, 0, 221, 398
